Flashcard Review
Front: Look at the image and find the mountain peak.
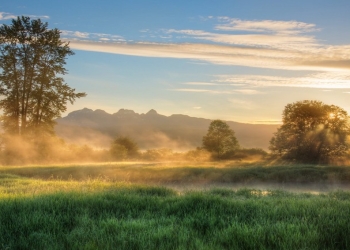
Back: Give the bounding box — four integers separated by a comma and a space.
146, 109, 158, 115
115, 109, 136, 115
81, 108, 93, 112
94, 109, 108, 114
66, 108, 93, 118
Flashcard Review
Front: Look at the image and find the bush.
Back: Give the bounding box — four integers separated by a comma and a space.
110, 136, 139, 160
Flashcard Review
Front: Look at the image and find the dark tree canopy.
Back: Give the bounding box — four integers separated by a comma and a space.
0, 16, 86, 137
110, 136, 139, 160
202, 120, 239, 159
270, 100, 350, 163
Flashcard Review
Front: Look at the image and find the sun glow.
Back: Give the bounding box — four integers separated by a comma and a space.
329, 113, 335, 119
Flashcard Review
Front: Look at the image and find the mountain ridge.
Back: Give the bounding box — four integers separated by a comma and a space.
55, 108, 279, 150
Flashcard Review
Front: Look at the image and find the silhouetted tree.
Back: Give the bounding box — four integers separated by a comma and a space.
110, 136, 139, 160
270, 100, 350, 163
202, 120, 239, 159
0, 16, 86, 137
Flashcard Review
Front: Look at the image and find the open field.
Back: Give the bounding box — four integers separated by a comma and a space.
1, 161, 350, 191
1, 162, 350, 249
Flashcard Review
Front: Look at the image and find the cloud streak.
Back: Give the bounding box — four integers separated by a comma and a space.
68, 40, 350, 72
64, 17, 350, 81
184, 82, 228, 86
0, 12, 17, 20
62, 30, 124, 42
217, 72, 350, 89
175, 71, 350, 95
165, 28, 317, 49
0, 12, 49, 20
172, 86, 261, 95
172, 88, 210, 93
215, 18, 318, 34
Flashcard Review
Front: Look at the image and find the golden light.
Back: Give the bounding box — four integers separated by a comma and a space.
329, 113, 335, 119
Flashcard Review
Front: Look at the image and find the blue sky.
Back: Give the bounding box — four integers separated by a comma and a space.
1, 1, 350, 123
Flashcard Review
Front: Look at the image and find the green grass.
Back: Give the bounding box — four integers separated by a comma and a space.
1, 161, 350, 188
1, 163, 350, 249
1, 182, 350, 249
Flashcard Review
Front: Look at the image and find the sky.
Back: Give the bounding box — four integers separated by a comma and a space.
1, 0, 350, 124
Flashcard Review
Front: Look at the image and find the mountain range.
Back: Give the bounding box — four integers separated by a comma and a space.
55, 108, 280, 151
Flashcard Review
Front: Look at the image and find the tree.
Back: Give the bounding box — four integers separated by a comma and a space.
202, 120, 239, 159
0, 16, 86, 137
110, 136, 139, 160
269, 100, 350, 163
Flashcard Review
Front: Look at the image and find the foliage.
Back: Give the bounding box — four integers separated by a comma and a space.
184, 148, 211, 162
202, 120, 239, 159
233, 148, 268, 160
270, 100, 350, 164
110, 136, 139, 160
141, 148, 182, 161
0, 16, 86, 137
141, 148, 211, 162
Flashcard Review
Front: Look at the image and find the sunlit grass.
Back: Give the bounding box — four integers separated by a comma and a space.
0, 174, 112, 198
1, 161, 350, 192
1, 163, 350, 249
0, 173, 350, 249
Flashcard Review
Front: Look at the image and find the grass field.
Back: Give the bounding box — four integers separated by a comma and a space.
1, 162, 350, 249
1, 161, 350, 191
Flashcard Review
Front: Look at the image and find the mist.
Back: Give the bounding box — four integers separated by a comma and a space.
55, 108, 279, 151
2, 161, 350, 194
0, 134, 110, 165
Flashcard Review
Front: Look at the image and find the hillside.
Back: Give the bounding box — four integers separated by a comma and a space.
55, 108, 279, 150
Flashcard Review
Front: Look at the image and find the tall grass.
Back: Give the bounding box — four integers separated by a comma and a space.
1, 173, 350, 249
1, 162, 350, 189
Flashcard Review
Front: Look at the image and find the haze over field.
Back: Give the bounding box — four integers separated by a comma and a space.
56, 108, 278, 150
2, 1, 350, 125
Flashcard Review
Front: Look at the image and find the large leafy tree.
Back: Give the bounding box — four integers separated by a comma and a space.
270, 100, 350, 163
0, 16, 86, 137
202, 120, 239, 159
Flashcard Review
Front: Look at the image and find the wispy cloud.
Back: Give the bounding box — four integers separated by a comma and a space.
172, 88, 232, 94
28, 14, 49, 19
63, 31, 89, 38
68, 40, 350, 72
215, 18, 317, 34
175, 71, 350, 95
184, 82, 227, 86
61, 30, 124, 42
172, 89, 212, 93
233, 89, 261, 94
164, 28, 316, 49
163, 18, 319, 50
0, 12, 17, 20
177, 82, 262, 95
65, 17, 350, 75
0, 12, 49, 20
217, 72, 350, 89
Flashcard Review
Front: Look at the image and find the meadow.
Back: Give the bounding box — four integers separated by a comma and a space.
1, 162, 350, 249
